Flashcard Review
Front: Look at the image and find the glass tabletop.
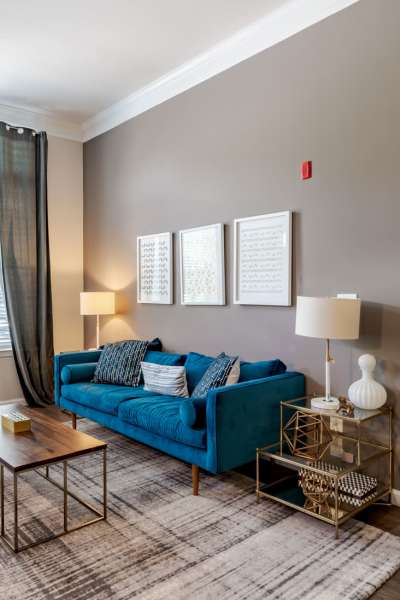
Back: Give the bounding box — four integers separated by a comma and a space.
259, 438, 390, 475
282, 396, 390, 423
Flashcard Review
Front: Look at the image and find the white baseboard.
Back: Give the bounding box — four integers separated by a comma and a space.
0, 398, 24, 405
391, 488, 400, 507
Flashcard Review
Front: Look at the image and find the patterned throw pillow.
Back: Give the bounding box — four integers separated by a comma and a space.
141, 362, 189, 397
191, 352, 239, 399
226, 358, 240, 385
92, 340, 149, 386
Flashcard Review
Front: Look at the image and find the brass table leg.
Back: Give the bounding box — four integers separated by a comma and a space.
256, 449, 260, 503
63, 461, 68, 532
0, 465, 4, 536
13, 473, 18, 552
103, 447, 107, 519
334, 477, 339, 540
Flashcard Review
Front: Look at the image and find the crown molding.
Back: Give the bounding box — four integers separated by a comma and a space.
0, 103, 82, 142
1, 0, 359, 143
82, 0, 360, 142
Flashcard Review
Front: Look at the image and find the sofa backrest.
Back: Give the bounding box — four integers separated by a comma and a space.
143, 350, 186, 366
183, 351, 287, 394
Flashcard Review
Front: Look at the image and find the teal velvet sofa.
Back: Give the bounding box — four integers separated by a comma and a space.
54, 349, 305, 494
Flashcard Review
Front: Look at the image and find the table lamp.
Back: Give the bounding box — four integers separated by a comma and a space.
80, 291, 116, 348
295, 296, 361, 410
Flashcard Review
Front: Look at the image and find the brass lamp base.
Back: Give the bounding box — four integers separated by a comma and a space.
311, 396, 339, 411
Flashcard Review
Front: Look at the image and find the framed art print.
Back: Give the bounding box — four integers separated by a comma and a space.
233, 211, 292, 306
179, 223, 225, 305
137, 232, 173, 304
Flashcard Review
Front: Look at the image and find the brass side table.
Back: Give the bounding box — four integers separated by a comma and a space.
256, 396, 392, 538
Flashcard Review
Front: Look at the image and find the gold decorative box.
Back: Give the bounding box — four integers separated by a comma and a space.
1, 411, 31, 433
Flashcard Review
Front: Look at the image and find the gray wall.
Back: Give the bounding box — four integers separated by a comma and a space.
84, 0, 400, 485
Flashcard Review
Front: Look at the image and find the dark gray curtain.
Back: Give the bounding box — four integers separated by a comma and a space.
0, 122, 54, 406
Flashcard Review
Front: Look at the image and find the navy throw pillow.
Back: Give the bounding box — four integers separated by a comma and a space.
92, 340, 149, 386
191, 352, 238, 399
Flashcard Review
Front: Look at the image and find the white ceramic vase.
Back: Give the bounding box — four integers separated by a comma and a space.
348, 354, 387, 410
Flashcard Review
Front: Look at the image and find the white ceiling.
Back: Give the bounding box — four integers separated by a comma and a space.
0, 0, 288, 123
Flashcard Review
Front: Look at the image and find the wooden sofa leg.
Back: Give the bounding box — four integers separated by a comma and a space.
71, 413, 77, 430
192, 464, 199, 496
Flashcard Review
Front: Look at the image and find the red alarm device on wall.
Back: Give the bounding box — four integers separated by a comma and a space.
301, 160, 312, 180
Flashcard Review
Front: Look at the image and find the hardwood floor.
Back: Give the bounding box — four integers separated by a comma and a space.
358, 504, 400, 599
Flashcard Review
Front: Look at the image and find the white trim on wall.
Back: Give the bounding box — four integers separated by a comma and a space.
391, 488, 400, 507
0, 0, 360, 142
0, 102, 82, 142
82, 0, 360, 141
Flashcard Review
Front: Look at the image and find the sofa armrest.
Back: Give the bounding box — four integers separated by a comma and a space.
205, 372, 305, 473
54, 350, 101, 406
61, 362, 97, 385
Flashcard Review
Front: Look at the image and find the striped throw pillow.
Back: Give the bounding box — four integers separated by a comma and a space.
191, 352, 238, 399
141, 362, 189, 397
92, 340, 149, 386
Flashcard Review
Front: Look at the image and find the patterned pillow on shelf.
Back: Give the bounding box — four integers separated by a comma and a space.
92, 340, 149, 387
191, 352, 239, 399
141, 362, 189, 397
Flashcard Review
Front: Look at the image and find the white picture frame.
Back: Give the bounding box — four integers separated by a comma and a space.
179, 223, 225, 305
137, 232, 173, 304
233, 211, 292, 306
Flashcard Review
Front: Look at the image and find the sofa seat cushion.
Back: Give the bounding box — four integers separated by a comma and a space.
61, 383, 156, 416
118, 396, 206, 449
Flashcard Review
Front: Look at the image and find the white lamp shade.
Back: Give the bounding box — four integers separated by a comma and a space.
80, 292, 116, 316
295, 296, 361, 340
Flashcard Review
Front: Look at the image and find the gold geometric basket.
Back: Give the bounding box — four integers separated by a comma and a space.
282, 410, 332, 461
299, 470, 332, 516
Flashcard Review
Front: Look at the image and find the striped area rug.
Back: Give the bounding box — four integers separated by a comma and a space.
0, 420, 399, 600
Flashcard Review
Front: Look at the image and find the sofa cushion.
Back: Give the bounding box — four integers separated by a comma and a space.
184, 352, 215, 393
93, 339, 149, 386
61, 383, 155, 415
239, 359, 286, 382
118, 396, 206, 449
192, 353, 238, 399
142, 362, 189, 397
143, 350, 186, 366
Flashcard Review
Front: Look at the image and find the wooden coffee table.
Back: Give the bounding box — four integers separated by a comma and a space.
0, 406, 107, 553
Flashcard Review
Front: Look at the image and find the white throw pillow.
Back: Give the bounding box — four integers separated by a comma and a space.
141, 362, 189, 397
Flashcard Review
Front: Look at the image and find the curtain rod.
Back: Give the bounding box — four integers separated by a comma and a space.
2, 121, 37, 136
